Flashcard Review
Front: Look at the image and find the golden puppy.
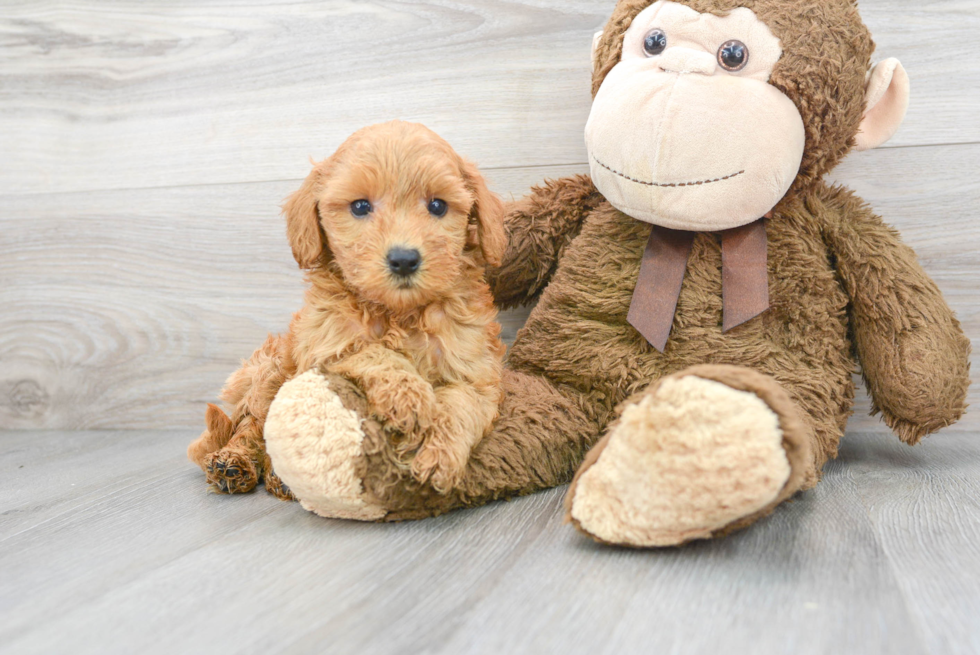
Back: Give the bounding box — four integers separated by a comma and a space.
188, 121, 507, 495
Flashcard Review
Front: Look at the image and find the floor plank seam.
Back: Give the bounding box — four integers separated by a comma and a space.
4, 139, 978, 201
0, 460, 188, 544
0, 502, 285, 648
849, 477, 935, 655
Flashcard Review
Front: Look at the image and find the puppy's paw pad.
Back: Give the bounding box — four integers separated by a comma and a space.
205, 450, 259, 494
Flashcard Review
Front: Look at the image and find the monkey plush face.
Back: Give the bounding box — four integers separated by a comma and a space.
585, 1, 805, 231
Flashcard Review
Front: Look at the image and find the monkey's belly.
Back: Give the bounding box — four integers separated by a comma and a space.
507, 207, 855, 457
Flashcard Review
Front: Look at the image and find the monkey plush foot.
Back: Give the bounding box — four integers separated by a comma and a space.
265, 370, 387, 520
565, 365, 814, 547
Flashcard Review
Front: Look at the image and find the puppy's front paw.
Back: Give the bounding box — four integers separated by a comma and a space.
412, 442, 468, 494
410, 415, 474, 494
264, 468, 297, 501
367, 372, 436, 438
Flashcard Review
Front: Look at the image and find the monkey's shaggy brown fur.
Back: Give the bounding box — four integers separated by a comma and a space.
193, 0, 970, 543
347, 178, 969, 522
351, 0, 969, 527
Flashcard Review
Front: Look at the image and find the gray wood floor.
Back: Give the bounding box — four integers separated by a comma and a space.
1, 429, 979, 654
2, 0, 979, 653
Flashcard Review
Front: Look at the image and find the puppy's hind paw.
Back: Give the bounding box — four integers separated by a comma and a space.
264, 469, 297, 501
204, 449, 259, 494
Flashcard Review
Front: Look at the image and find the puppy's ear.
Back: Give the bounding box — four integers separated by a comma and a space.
461, 159, 507, 267
282, 162, 330, 269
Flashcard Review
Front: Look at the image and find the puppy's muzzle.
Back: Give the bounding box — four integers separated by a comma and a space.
387, 247, 421, 278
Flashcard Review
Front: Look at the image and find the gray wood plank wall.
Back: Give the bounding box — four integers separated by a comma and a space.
1, 0, 978, 434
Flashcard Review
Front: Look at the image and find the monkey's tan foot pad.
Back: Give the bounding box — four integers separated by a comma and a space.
565, 366, 813, 547
265, 370, 387, 520
204, 449, 260, 494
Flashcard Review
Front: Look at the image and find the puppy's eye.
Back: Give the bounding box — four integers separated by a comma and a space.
350, 199, 373, 218
718, 40, 748, 71
643, 29, 667, 56
427, 199, 448, 217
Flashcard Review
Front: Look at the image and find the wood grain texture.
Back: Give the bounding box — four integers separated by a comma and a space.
0, 429, 977, 654
840, 434, 980, 654
2, 147, 976, 431
1, 0, 979, 196
0, 166, 548, 430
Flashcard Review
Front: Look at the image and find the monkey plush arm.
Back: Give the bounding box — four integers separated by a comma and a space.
487, 174, 604, 308
818, 185, 971, 444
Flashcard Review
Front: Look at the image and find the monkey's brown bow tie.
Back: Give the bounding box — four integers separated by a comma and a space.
627, 216, 770, 352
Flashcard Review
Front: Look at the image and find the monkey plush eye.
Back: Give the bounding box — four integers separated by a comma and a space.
718, 40, 749, 71
350, 199, 373, 217
643, 29, 668, 56
427, 198, 448, 217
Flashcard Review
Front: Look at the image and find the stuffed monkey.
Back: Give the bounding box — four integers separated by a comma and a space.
222, 0, 970, 547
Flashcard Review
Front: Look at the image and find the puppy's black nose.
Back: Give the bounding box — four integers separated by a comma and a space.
387, 248, 421, 277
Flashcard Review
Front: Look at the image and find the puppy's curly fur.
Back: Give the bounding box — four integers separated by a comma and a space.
188, 121, 507, 496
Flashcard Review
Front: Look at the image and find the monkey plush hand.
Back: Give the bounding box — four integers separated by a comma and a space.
257, 0, 970, 548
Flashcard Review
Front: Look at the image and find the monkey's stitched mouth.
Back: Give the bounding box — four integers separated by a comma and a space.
592, 156, 745, 188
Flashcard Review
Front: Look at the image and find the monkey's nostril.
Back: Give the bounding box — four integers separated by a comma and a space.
387, 248, 422, 277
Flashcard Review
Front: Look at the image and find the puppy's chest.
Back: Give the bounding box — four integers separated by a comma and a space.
367, 318, 446, 382
401, 330, 446, 380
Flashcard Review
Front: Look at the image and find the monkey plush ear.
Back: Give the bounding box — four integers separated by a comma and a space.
854, 58, 910, 151
591, 30, 603, 68
461, 159, 507, 267
282, 162, 330, 269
